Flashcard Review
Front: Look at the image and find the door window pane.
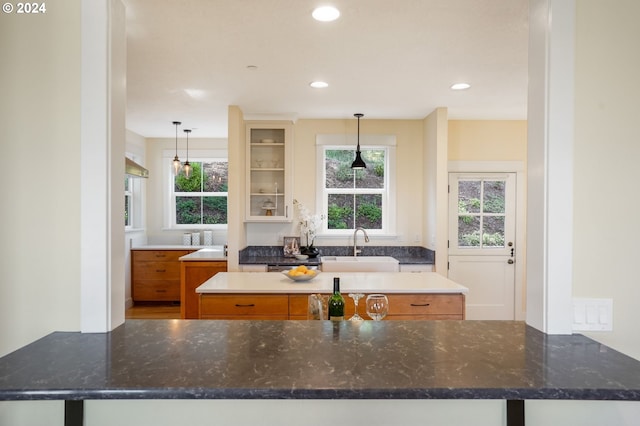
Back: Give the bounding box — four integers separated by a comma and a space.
458, 216, 481, 246
483, 216, 505, 247
483, 181, 505, 213
457, 178, 507, 248
458, 181, 481, 213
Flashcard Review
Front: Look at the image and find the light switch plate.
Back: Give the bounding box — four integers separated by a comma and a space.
572, 298, 613, 331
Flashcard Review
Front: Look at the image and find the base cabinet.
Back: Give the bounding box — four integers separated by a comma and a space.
181, 261, 227, 319
132, 250, 193, 302
200, 293, 465, 320
200, 294, 289, 320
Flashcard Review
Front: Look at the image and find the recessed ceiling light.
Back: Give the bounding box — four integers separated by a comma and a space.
312, 6, 340, 22
184, 89, 206, 99
451, 83, 471, 90
310, 81, 329, 88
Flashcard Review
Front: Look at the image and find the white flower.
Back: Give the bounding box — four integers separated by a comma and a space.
294, 199, 324, 247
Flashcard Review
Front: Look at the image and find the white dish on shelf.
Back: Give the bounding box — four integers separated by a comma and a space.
260, 138, 275, 143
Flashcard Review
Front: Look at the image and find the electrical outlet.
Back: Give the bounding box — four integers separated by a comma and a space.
572, 298, 613, 331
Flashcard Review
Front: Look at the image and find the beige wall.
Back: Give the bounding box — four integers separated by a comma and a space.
573, 0, 640, 359
0, 0, 82, 355
448, 120, 527, 161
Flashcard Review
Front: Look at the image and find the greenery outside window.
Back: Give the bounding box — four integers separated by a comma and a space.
172, 160, 228, 226
316, 134, 396, 236
125, 176, 132, 228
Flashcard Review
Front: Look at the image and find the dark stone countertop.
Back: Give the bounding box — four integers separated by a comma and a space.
2, 320, 640, 401
239, 245, 435, 266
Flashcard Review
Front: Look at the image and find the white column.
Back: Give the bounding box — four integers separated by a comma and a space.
526, 0, 575, 334
80, 0, 126, 332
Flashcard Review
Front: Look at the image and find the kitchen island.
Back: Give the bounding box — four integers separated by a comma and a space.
2, 320, 640, 426
196, 272, 468, 320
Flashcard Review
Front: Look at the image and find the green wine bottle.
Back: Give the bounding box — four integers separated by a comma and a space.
328, 277, 345, 320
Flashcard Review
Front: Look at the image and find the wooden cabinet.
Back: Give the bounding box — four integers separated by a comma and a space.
200, 294, 289, 320
384, 294, 465, 320
132, 250, 192, 302
203, 293, 465, 320
245, 122, 293, 222
180, 260, 227, 319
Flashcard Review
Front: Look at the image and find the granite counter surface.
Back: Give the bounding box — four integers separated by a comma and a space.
2, 320, 640, 402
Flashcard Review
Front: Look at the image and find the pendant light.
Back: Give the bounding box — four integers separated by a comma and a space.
351, 113, 367, 169
172, 121, 182, 175
182, 129, 192, 178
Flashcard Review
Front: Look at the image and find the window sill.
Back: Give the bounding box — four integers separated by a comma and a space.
125, 227, 145, 234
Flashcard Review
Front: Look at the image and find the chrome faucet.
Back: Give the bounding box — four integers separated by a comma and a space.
353, 227, 370, 256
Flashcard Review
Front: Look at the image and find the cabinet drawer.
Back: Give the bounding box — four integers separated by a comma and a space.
200, 295, 289, 317
133, 261, 181, 280
132, 250, 192, 262
386, 294, 464, 316
133, 280, 180, 301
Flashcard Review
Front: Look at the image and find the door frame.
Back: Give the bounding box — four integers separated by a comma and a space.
448, 161, 526, 321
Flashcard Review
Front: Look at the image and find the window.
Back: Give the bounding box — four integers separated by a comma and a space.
172, 159, 228, 226
316, 134, 396, 236
125, 175, 132, 228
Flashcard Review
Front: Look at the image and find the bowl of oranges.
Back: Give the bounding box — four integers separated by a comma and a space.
282, 265, 319, 282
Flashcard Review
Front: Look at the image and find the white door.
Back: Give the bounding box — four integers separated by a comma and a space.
448, 173, 517, 320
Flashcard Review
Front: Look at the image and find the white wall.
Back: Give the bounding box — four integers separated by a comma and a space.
0, 0, 82, 355
572, 0, 640, 359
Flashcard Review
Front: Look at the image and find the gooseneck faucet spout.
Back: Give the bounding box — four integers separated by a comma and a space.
353, 227, 370, 256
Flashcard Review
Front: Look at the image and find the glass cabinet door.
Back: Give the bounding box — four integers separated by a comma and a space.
245, 123, 292, 222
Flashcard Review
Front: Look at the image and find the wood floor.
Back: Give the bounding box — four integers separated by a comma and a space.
125, 303, 181, 319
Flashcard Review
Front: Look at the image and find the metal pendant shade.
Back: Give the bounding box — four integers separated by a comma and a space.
351, 113, 367, 169
183, 129, 192, 178
172, 121, 182, 175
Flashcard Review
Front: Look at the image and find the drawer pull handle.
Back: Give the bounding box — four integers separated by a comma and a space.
155, 254, 166, 258
410, 303, 430, 307
235, 304, 255, 307
156, 269, 166, 272
156, 290, 167, 293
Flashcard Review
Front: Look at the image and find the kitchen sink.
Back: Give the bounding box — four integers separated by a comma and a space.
320, 256, 400, 272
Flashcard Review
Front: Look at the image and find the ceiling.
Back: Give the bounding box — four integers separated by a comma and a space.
123, 0, 529, 138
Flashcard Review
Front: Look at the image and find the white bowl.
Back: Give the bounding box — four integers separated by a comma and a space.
282, 269, 320, 282
295, 254, 309, 260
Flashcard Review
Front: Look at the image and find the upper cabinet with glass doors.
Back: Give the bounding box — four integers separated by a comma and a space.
245, 122, 293, 222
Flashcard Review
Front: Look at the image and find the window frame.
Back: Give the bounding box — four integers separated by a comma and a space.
315, 134, 397, 237
125, 153, 145, 231
125, 175, 132, 229
164, 150, 229, 230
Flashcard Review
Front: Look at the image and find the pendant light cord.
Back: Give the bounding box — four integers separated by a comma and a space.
173, 121, 181, 156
